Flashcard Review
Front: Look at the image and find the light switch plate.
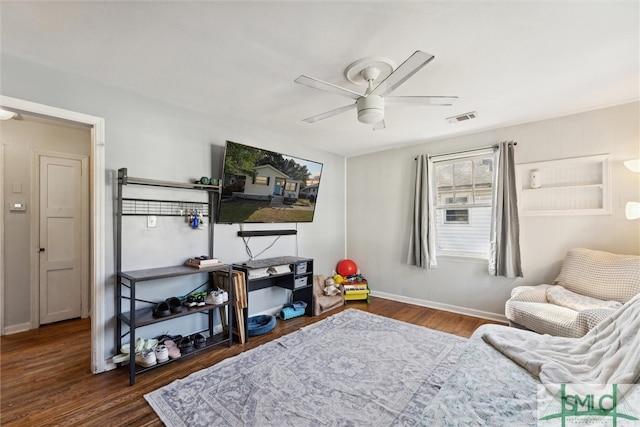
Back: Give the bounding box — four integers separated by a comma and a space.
147, 215, 157, 228
10, 201, 26, 211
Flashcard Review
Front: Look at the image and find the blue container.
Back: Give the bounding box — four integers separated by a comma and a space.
279, 306, 305, 320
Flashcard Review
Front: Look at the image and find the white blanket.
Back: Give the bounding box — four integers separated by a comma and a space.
483, 293, 640, 394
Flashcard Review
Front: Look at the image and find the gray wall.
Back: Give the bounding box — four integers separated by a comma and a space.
1, 54, 346, 357
346, 102, 640, 319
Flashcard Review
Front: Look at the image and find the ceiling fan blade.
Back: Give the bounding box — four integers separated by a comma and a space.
373, 120, 386, 131
370, 51, 435, 97
386, 96, 458, 106
302, 103, 356, 123
295, 75, 362, 100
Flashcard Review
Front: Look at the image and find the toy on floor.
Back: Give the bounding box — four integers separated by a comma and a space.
336, 259, 358, 277
323, 277, 342, 296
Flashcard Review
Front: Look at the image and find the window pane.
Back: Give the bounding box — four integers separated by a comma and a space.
436, 206, 491, 254
435, 163, 452, 187
445, 209, 469, 223
453, 161, 472, 188
474, 158, 493, 185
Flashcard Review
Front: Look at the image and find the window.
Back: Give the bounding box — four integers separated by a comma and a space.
445, 209, 469, 224
284, 181, 297, 191
253, 176, 269, 185
433, 152, 495, 256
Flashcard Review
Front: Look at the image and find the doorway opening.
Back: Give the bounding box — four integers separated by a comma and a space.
0, 95, 106, 374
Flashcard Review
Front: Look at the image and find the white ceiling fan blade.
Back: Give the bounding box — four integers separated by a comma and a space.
370, 51, 435, 97
295, 75, 362, 100
302, 103, 356, 123
373, 120, 386, 131
386, 96, 458, 106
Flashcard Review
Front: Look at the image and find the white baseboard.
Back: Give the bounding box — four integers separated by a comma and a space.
103, 361, 117, 371
370, 291, 508, 324
2, 322, 32, 335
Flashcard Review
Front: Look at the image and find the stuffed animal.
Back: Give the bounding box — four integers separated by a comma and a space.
324, 277, 342, 296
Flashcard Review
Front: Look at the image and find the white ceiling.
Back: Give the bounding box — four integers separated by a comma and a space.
1, 1, 638, 157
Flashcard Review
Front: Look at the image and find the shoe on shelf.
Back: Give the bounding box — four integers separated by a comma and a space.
196, 295, 206, 306
211, 291, 224, 305
193, 333, 206, 349
143, 338, 158, 351
154, 344, 169, 363
164, 339, 181, 359
185, 295, 197, 308
153, 301, 172, 318
121, 337, 157, 355
112, 352, 129, 364
166, 297, 183, 313
178, 336, 194, 353
135, 349, 157, 368
217, 287, 229, 303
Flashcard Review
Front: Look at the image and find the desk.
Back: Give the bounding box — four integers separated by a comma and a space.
232, 256, 314, 339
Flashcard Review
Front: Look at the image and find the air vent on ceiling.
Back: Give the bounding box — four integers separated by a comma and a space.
447, 111, 477, 124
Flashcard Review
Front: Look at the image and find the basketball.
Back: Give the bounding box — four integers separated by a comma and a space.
336, 259, 358, 277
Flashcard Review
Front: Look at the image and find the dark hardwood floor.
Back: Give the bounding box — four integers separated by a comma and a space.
1, 297, 501, 426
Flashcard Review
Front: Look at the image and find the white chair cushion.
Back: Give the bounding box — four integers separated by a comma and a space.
545, 286, 623, 312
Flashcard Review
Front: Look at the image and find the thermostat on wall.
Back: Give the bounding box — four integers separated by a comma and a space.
10, 202, 26, 211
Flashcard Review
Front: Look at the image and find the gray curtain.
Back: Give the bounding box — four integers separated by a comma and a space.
407, 155, 437, 268
488, 141, 522, 277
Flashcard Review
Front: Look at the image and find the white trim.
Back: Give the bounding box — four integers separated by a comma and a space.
370, 290, 508, 324
2, 322, 32, 335
430, 148, 495, 163
0, 95, 107, 374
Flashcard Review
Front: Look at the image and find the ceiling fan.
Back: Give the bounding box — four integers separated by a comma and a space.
294, 50, 458, 130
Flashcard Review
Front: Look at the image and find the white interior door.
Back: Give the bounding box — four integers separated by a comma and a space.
39, 155, 84, 324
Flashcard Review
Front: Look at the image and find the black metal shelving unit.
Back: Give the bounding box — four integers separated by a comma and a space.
116, 168, 233, 385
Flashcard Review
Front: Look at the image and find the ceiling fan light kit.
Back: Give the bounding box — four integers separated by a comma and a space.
294, 50, 458, 129
356, 95, 384, 124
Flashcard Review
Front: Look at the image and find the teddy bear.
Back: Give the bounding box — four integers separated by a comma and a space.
323, 277, 342, 296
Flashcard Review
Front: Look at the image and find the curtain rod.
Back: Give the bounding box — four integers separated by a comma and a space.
414, 141, 517, 161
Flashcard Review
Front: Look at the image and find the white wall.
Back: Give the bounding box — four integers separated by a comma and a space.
346, 102, 640, 320
1, 54, 346, 358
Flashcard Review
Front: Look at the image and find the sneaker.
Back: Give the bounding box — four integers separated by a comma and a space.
193, 333, 206, 349
178, 336, 194, 353
217, 287, 229, 303
164, 339, 181, 359
154, 344, 169, 363
211, 291, 224, 305
196, 295, 206, 306
185, 295, 197, 308
135, 349, 157, 367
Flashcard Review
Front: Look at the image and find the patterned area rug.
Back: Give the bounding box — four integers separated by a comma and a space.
145, 309, 467, 426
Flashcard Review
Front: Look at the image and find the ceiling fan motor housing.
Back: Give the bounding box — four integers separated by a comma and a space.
357, 95, 384, 124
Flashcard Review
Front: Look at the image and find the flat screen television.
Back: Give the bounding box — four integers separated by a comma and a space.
217, 140, 323, 223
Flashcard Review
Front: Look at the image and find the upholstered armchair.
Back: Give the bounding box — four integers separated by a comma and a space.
505, 248, 640, 337
312, 274, 344, 316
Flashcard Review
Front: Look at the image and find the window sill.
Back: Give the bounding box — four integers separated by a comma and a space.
437, 252, 488, 262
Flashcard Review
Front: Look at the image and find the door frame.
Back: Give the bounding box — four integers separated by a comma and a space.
33, 151, 90, 324
0, 95, 107, 374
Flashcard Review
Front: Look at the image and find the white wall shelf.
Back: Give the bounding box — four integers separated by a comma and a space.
516, 154, 611, 216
